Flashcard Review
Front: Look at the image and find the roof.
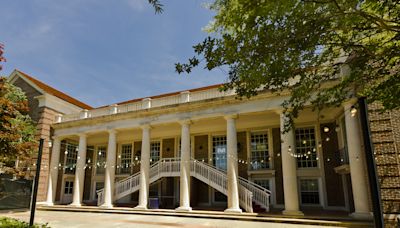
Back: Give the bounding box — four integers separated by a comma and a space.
15, 70, 93, 110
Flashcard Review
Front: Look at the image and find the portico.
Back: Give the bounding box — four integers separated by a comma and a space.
43, 86, 371, 218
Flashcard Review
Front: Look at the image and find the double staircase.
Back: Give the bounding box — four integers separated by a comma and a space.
97, 158, 271, 213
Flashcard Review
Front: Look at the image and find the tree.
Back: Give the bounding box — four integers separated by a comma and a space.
176, 0, 400, 129
0, 44, 36, 176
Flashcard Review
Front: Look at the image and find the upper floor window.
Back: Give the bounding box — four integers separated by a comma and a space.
96, 146, 107, 174
250, 131, 270, 170
150, 141, 160, 165
296, 127, 317, 168
64, 143, 78, 174
118, 144, 132, 174
213, 136, 227, 170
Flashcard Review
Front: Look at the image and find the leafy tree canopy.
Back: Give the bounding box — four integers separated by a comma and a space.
0, 44, 36, 175
176, 0, 400, 128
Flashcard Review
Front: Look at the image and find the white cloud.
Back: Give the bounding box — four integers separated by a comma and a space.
125, 0, 147, 12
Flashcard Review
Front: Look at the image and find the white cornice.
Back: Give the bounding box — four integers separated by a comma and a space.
34, 93, 83, 114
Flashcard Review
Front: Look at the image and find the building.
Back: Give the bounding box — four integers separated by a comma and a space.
7, 69, 400, 221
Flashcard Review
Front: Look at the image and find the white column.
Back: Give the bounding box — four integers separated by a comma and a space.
176, 120, 192, 211
46, 137, 61, 206
280, 113, 303, 215
224, 114, 242, 213
71, 133, 87, 207
344, 102, 372, 218
135, 124, 151, 210
101, 129, 117, 208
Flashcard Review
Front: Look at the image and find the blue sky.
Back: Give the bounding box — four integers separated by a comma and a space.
0, 0, 227, 107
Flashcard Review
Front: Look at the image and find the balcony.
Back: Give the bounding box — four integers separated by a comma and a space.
56, 87, 235, 123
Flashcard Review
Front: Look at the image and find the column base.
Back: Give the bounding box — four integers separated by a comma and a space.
45, 202, 54, 206
133, 205, 147, 210
175, 206, 192, 212
69, 203, 81, 207
99, 204, 113, 209
224, 208, 242, 213
350, 212, 373, 220
282, 210, 304, 216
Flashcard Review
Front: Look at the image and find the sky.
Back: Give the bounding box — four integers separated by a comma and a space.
0, 0, 227, 107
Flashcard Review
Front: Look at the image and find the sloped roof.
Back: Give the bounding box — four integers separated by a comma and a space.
16, 70, 93, 110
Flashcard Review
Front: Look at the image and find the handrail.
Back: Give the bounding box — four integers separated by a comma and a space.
96, 158, 269, 212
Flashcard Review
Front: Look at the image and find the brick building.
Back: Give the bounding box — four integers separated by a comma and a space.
8, 69, 92, 201
7, 69, 400, 223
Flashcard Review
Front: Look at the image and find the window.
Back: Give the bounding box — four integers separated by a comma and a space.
64, 143, 78, 174
118, 144, 132, 174
296, 127, 317, 168
213, 136, 227, 170
300, 179, 320, 205
150, 141, 160, 165
250, 132, 270, 170
64, 181, 73, 194
96, 146, 107, 174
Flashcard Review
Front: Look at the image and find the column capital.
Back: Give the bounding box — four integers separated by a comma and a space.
77, 132, 87, 138
107, 128, 117, 135
51, 136, 63, 141
224, 113, 238, 120
342, 98, 358, 109
179, 119, 192, 125
140, 124, 152, 130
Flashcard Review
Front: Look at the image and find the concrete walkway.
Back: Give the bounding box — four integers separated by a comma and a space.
1, 210, 371, 228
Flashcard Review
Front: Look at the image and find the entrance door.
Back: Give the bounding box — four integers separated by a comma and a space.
62, 180, 73, 204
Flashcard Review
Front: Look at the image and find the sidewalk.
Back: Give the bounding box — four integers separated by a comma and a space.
1, 209, 372, 228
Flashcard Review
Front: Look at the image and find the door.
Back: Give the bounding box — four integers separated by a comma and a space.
62, 180, 74, 204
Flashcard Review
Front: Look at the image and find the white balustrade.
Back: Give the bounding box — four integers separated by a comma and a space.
96, 157, 269, 213
59, 87, 235, 123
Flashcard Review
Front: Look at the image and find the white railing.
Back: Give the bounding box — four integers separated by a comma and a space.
191, 160, 253, 213
59, 87, 235, 123
96, 188, 105, 206
238, 177, 271, 211
96, 158, 270, 213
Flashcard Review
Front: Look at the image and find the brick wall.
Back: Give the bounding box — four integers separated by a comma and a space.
368, 103, 400, 217
12, 78, 61, 202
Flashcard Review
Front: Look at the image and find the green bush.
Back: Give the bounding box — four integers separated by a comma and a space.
0, 217, 50, 228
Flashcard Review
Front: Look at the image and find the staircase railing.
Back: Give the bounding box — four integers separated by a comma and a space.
191, 160, 253, 213
96, 158, 269, 213
238, 176, 271, 211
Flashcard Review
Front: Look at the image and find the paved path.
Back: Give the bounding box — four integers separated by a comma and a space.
1, 210, 348, 228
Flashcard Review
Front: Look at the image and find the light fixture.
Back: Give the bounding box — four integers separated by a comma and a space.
323, 127, 330, 133
350, 106, 357, 117
64, 150, 68, 155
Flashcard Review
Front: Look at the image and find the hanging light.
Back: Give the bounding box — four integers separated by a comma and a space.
64, 150, 68, 155
323, 127, 330, 132
350, 106, 357, 117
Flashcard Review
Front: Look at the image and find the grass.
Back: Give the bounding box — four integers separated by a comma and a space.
0, 217, 50, 228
